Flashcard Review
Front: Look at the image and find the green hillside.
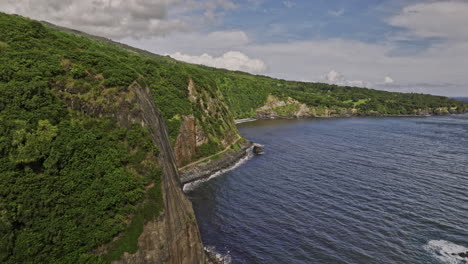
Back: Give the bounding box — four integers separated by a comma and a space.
205, 69, 467, 119
0, 13, 467, 264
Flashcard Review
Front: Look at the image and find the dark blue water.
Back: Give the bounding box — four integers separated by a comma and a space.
187, 115, 468, 264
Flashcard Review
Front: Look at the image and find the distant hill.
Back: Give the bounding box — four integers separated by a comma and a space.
453, 97, 468, 102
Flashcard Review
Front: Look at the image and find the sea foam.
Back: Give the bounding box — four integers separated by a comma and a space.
182, 146, 256, 192
204, 246, 232, 264
424, 240, 468, 264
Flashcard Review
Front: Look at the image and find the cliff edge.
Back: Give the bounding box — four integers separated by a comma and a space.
114, 84, 209, 264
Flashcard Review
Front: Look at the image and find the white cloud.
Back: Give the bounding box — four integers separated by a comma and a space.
121, 30, 249, 55
247, 38, 468, 95
328, 8, 345, 17
321, 70, 369, 87
169, 51, 267, 73
388, 1, 468, 40
0, 0, 236, 39
283, 1, 295, 8
384, 76, 395, 84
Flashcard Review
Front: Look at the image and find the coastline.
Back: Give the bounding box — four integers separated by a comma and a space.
234, 111, 466, 124
180, 112, 465, 189
234, 118, 257, 124
179, 140, 254, 185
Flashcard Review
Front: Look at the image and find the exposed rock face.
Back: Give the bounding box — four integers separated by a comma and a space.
187, 78, 197, 104
114, 84, 208, 264
174, 115, 197, 167
253, 145, 264, 155
56, 81, 209, 264
256, 95, 326, 119
173, 114, 211, 168
173, 77, 238, 167
179, 141, 253, 184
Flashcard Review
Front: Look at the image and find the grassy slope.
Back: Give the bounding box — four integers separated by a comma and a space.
1, 13, 467, 264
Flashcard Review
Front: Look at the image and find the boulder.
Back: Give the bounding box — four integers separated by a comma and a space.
253, 145, 264, 155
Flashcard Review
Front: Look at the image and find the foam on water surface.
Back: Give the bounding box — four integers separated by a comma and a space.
183, 147, 255, 193
205, 246, 232, 264
424, 240, 468, 264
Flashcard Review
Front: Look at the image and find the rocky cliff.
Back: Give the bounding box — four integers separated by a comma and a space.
58, 81, 209, 264
173, 78, 239, 168
3, 13, 466, 264
115, 84, 207, 264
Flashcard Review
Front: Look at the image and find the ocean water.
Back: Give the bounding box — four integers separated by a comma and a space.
186, 115, 468, 264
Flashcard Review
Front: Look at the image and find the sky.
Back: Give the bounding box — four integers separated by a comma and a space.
2, 0, 468, 96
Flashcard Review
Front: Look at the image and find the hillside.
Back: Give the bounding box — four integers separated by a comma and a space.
0, 13, 467, 264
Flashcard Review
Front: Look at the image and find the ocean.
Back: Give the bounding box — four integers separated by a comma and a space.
187, 115, 468, 264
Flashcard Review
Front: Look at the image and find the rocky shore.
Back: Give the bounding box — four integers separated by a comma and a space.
179, 141, 254, 184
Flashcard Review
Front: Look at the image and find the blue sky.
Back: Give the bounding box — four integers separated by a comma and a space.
3, 0, 468, 96
214, 0, 441, 54
221, 0, 393, 42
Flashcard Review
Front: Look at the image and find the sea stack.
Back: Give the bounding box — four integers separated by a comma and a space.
253, 145, 264, 155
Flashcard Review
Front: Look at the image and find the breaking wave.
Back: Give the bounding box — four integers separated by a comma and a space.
424, 240, 468, 264
205, 246, 232, 264
182, 146, 256, 193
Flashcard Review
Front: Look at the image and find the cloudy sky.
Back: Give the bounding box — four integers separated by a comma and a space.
2, 0, 468, 96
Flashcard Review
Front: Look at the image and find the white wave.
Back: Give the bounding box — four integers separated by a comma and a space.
235, 118, 257, 124
204, 246, 232, 264
252, 143, 264, 148
424, 240, 468, 264
183, 146, 255, 193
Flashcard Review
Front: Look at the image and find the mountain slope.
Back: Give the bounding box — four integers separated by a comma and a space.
0, 13, 211, 264
0, 13, 467, 264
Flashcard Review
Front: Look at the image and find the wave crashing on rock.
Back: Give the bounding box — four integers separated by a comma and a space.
424, 240, 468, 264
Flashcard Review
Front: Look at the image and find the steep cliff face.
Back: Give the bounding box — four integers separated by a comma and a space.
115, 84, 207, 264
173, 78, 239, 167
173, 115, 198, 167
57, 81, 208, 263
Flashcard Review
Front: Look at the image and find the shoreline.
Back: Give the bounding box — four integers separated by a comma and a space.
234, 118, 257, 124
234, 112, 468, 124
179, 141, 254, 186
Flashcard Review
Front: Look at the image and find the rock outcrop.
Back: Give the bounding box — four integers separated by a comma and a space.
255, 95, 334, 119
174, 115, 198, 167
173, 78, 238, 167
253, 145, 264, 155
180, 141, 253, 184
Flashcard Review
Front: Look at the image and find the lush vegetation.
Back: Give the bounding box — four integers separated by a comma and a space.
0, 13, 239, 263
0, 14, 164, 263
203, 69, 468, 118
1, 12, 467, 264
